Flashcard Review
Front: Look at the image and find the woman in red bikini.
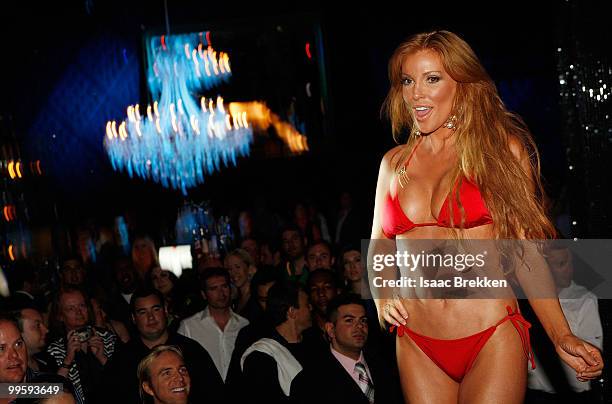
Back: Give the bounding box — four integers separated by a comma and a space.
370, 30, 603, 403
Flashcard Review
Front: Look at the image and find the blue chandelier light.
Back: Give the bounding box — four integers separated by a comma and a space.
104, 32, 253, 194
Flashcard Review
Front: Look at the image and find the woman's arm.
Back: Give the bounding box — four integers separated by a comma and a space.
510, 136, 603, 379
368, 146, 409, 327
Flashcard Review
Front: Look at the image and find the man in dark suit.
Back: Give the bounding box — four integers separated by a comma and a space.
300, 293, 402, 404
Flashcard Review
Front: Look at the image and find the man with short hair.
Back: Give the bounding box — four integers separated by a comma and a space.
306, 241, 334, 271
240, 281, 312, 403
1, 313, 73, 404
178, 268, 248, 382
59, 256, 87, 290
307, 269, 340, 332
106, 255, 139, 334
300, 294, 402, 404
253, 266, 281, 313
280, 226, 308, 284
0, 313, 27, 384
0, 313, 27, 404
527, 246, 604, 401
12, 306, 51, 372
240, 237, 261, 266
101, 288, 223, 404
304, 269, 341, 354
138, 345, 190, 404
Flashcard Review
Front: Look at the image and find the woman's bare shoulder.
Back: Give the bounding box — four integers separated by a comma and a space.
507, 134, 528, 161
381, 144, 407, 168
506, 134, 534, 176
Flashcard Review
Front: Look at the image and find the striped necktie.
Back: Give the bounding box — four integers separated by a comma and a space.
354, 361, 375, 403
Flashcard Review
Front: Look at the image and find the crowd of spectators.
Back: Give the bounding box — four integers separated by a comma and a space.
0, 193, 604, 403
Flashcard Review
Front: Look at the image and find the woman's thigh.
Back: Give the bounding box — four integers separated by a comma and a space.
396, 334, 459, 404
459, 320, 528, 404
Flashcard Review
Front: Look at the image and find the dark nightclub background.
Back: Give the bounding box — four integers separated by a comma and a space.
6, 0, 609, 235
1, 0, 612, 402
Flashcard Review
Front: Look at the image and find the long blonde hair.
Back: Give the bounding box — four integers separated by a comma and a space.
382, 30, 555, 239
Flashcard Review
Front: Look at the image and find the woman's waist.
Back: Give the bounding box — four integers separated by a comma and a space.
399, 298, 518, 339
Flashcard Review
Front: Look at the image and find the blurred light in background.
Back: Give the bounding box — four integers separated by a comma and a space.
229, 102, 308, 153
159, 245, 192, 278
104, 32, 253, 195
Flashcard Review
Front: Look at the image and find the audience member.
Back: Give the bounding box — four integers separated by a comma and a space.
337, 246, 382, 348
252, 266, 282, 314
238, 211, 255, 240
90, 297, 130, 344
58, 256, 87, 291
12, 306, 52, 372
280, 225, 308, 284
146, 265, 204, 332
106, 255, 139, 335
102, 288, 223, 404
240, 281, 312, 404
260, 239, 282, 267
527, 246, 604, 403
225, 266, 282, 391
2, 313, 75, 404
240, 237, 261, 267
293, 203, 323, 245
47, 288, 116, 404
340, 246, 365, 295
148, 266, 176, 298
0, 313, 27, 387
137, 345, 190, 404
299, 294, 402, 404
333, 191, 365, 247
307, 269, 340, 336
306, 241, 334, 272
305, 199, 331, 242
131, 235, 158, 281
4, 261, 40, 310
178, 267, 248, 381
224, 249, 258, 320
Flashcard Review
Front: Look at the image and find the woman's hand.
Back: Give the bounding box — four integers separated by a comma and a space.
88, 334, 108, 365
377, 295, 409, 326
64, 330, 81, 365
555, 334, 603, 381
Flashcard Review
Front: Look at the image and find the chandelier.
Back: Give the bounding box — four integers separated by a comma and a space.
104, 31, 253, 194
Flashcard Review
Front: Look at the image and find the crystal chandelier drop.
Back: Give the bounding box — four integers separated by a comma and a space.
104, 32, 253, 195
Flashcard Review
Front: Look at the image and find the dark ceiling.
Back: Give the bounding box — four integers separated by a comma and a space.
1, 0, 592, 228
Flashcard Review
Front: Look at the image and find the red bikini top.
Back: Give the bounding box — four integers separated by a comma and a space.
382, 138, 493, 237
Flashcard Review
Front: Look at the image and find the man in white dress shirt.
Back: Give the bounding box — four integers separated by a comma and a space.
527, 246, 603, 400
178, 267, 249, 381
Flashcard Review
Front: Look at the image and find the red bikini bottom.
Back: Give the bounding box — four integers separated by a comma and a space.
391, 305, 536, 382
